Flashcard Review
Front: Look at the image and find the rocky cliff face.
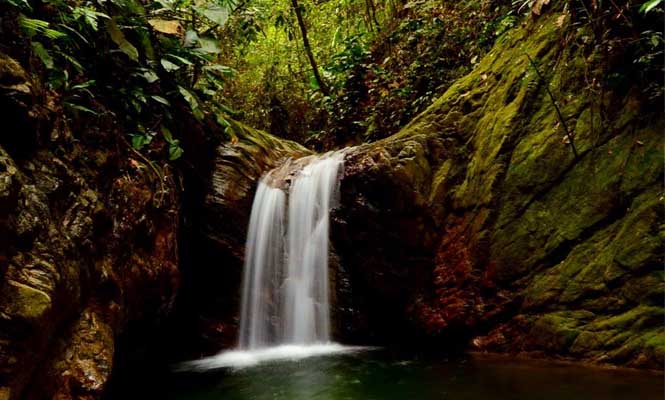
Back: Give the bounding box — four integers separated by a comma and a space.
198, 9, 663, 369
332, 9, 664, 368
0, 52, 180, 399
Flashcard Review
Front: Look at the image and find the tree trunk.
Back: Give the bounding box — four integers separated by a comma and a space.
291, 0, 330, 96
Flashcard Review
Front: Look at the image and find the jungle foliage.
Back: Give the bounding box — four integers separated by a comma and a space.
1, 0, 662, 155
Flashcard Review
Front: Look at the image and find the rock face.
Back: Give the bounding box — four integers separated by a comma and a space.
198, 10, 663, 369
329, 10, 663, 368
0, 52, 180, 399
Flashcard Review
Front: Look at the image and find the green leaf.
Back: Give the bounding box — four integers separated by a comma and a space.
19, 15, 67, 39
130, 133, 153, 150
168, 143, 184, 160
56, 51, 85, 72
640, 0, 663, 13
136, 27, 156, 60
154, 0, 177, 12
203, 64, 235, 77
106, 18, 139, 61
31, 42, 54, 69
194, 5, 230, 26
71, 80, 96, 90
178, 86, 204, 120
72, 7, 110, 31
109, 0, 146, 15
135, 68, 159, 83
151, 95, 171, 106
160, 58, 180, 72
167, 54, 194, 65
161, 125, 175, 143
65, 102, 98, 115
197, 37, 221, 54
184, 30, 199, 47
7, 0, 31, 10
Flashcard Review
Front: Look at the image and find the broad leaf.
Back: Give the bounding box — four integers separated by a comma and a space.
151, 95, 171, 106
148, 19, 183, 35
160, 58, 180, 72
31, 41, 54, 69
197, 37, 221, 54
194, 5, 230, 27
178, 86, 204, 120
65, 102, 98, 115
640, 0, 663, 13
184, 30, 199, 47
135, 68, 159, 83
168, 143, 184, 160
203, 64, 235, 77
106, 18, 139, 61
130, 133, 153, 150
167, 54, 194, 66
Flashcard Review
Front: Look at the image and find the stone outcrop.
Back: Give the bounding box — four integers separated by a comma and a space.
330, 10, 663, 368
0, 52, 180, 399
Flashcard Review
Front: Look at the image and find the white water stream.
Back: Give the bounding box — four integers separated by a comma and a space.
183, 152, 355, 370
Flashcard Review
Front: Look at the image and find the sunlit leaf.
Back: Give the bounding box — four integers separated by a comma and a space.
203, 64, 235, 77
160, 58, 180, 72
168, 143, 183, 160
178, 86, 204, 120
65, 102, 98, 115
19, 15, 67, 39
130, 133, 153, 150
106, 18, 139, 61
148, 19, 183, 35
151, 95, 171, 106
71, 80, 96, 90
167, 54, 194, 66
31, 42, 54, 69
197, 37, 221, 54
640, 0, 663, 13
184, 30, 199, 47
194, 5, 230, 26
136, 68, 159, 83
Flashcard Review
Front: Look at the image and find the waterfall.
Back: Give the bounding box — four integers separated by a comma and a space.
238, 152, 344, 350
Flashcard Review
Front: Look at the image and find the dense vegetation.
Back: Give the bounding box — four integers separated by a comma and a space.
3, 0, 661, 155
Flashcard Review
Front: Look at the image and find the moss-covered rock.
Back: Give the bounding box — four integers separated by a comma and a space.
320, 8, 664, 367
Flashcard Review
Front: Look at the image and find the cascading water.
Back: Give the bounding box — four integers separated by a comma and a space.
180, 151, 369, 370
239, 151, 344, 349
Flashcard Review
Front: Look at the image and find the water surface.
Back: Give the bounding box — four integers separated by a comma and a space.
126, 350, 664, 400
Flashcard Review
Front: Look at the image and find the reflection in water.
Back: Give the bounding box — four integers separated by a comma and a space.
112, 351, 664, 400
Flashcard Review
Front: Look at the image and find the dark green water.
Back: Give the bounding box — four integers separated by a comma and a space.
117, 350, 664, 400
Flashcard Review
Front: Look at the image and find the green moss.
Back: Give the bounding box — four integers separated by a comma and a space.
587, 305, 663, 331
530, 311, 592, 352
621, 272, 665, 305
570, 330, 618, 354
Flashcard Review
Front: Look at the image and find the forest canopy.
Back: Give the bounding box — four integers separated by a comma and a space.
1, 0, 663, 157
